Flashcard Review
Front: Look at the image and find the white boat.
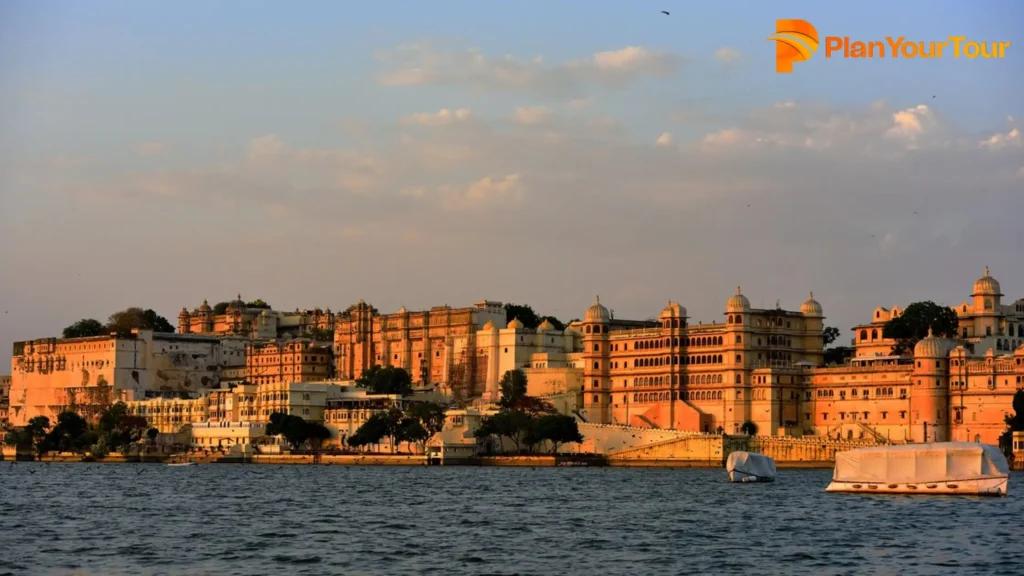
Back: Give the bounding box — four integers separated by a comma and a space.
167, 461, 196, 467
726, 451, 777, 483
826, 442, 1009, 496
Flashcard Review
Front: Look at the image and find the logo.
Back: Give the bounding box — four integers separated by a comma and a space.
768, 19, 819, 73
768, 19, 1011, 73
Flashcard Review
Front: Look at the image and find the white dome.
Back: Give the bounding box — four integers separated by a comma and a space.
659, 301, 687, 319
537, 319, 555, 331
506, 317, 524, 330
800, 292, 823, 316
584, 296, 610, 323
972, 266, 1002, 296
726, 286, 750, 312
913, 328, 954, 358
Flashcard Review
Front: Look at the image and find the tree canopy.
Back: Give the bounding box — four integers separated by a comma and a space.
265, 412, 331, 449
823, 326, 841, 347
63, 318, 106, 338
105, 307, 175, 335
474, 370, 583, 453
307, 327, 335, 342
213, 301, 231, 314
356, 365, 414, 396
503, 303, 565, 331
246, 299, 271, 309
347, 401, 449, 453
882, 301, 959, 355
999, 390, 1024, 457
343, 303, 379, 316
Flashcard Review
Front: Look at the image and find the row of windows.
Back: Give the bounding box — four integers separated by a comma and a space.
600, 354, 727, 370
630, 390, 725, 403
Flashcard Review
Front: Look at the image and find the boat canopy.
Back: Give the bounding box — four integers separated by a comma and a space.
726, 451, 777, 478
832, 442, 1009, 484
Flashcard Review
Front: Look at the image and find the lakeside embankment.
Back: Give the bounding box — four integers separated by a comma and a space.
3, 450, 838, 468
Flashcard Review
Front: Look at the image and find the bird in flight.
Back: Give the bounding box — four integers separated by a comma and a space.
661, 11, 670, 16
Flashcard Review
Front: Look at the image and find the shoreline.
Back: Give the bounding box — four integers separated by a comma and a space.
3, 451, 840, 469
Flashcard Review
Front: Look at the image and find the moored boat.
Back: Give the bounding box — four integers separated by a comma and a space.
826, 442, 1009, 496
726, 451, 777, 483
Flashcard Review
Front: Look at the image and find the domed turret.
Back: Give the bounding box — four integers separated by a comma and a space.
659, 301, 687, 319
584, 296, 610, 323
537, 318, 555, 331
972, 266, 1002, 296
482, 320, 498, 333
914, 328, 953, 358
801, 292, 823, 316
726, 286, 750, 312
507, 317, 524, 330
397, 306, 408, 314
228, 294, 245, 312
178, 307, 190, 319
198, 299, 212, 313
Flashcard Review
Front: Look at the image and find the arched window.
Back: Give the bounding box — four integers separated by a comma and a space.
860, 330, 868, 340
871, 329, 878, 340
735, 374, 741, 384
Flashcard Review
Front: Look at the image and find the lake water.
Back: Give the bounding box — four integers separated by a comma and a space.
0, 463, 1019, 575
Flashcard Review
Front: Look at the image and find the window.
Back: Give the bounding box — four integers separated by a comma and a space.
593, 362, 599, 369
593, 344, 599, 352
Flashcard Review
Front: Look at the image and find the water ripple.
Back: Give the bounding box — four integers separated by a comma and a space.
0, 464, 1017, 575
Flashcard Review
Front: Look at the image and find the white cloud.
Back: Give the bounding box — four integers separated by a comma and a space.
439, 174, 525, 210
655, 132, 674, 145
980, 128, 1020, 150
400, 108, 472, 127
514, 106, 550, 125
714, 47, 742, 64
377, 44, 683, 98
886, 104, 936, 141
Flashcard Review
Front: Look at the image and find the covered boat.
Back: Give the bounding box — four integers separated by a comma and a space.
826, 442, 1009, 496
726, 451, 777, 483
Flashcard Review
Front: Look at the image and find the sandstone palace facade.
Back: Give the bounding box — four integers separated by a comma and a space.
7, 268, 1023, 447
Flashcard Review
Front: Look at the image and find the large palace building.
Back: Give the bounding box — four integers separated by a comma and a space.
567, 269, 1023, 445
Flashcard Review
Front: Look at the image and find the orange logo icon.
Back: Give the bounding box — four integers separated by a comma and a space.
768, 20, 819, 73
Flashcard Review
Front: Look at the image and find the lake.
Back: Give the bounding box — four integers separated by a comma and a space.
0, 463, 1018, 575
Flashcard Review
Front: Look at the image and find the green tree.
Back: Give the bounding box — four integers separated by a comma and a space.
105, 307, 175, 335
246, 299, 271, 309
740, 421, 758, 436
883, 301, 959, 355
356, 366, 413, 396
306, 422, 331, 449
998, 390, 1024, 457
26, 416, 52, 457
498, 369, 528, 410
62, 319, 106, 338
407, 402, 447, 442
212, 301, 231, 315
823, 326, 841, 347
349, 412, 390, 450
824, 346, 855, 366
97, 402, 149, 449
528, 414, 584, 453
146, 428, 159, 443
474, 410, 533, 453
398, 417, 429, 453
503, 303, 563, 331
46, 411, 89, 452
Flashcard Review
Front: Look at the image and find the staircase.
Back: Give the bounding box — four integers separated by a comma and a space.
856, 422, 888, 444
635, 414, 660, 429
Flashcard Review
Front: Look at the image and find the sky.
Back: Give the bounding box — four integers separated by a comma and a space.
1, 0, 1022, 367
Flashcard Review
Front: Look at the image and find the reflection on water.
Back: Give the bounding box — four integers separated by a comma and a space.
0, 463, 1018, 575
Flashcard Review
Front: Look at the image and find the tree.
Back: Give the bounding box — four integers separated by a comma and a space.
46, 411, 89, 453
349, 412, 389, 450
883, 301, 959, 355
999, 390, 1024, 457
105, 307, 175, 335
306, 422, 331, 449
146, 428, 159, 443
740, 421, 758, 436
474, 410, 533, 453
63, 319, 105, 338
26, 416, 52, 457
265, 412, 324, 450
213, 301, 231, 315
407, 401, 447, 448
343, 303, 378, 316
498, 369, 528, 409
97, 402, 149, 449
246, 299, 271, 309
528, 414, 584, 453
503, 303, 564, 331
398, 418, 429, 453
824, 346, 855, 366
823, 326, 841, 347
356, 366, 413, 396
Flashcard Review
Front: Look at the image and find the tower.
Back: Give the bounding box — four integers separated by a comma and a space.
582, 296, 611, 423
909, 328, 952, 443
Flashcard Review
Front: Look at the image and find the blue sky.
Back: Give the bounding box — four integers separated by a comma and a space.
1, 0, 1022, 365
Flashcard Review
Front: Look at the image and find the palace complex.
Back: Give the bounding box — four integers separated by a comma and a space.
5, 268, 1023, 451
